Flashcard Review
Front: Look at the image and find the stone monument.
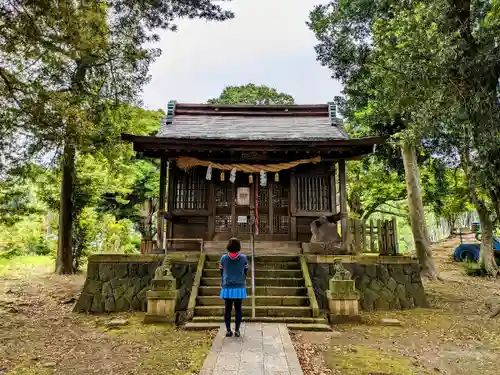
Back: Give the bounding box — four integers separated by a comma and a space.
326, 259, 360, 323
144, 256, 178, 323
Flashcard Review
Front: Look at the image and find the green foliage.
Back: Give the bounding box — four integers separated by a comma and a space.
0, 176, 43, 226
347, 156, 406, 220
0, 215, 55, 259
208, 84, 295, 105
0, 1, 233, 168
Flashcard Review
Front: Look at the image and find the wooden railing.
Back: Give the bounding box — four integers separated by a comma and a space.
349, 217, 399, 255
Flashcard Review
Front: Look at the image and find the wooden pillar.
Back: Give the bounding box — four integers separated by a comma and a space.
339, 160, 348, 249
167, 161, 176, 240
268, 183, 274, 235
290, 171, 297, 240
207, 180, 215, 240
330, 163, 337, 214
157, 158, 168, 249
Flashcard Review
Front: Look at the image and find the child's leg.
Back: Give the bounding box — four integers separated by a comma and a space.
234, 299, 243, 332
224, 299, 234, 332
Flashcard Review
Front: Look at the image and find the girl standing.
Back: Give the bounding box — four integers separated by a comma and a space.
219, 238, 248, 337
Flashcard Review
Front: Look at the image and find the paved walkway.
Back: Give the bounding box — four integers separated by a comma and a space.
199, 323, 303, 375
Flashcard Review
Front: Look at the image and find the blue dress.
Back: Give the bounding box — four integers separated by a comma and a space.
219, 253, 248, 300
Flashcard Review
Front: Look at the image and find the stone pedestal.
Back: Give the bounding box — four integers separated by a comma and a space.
144, 257, 178, 324
326, 260, 360, 324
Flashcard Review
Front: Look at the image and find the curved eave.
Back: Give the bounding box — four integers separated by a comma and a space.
120, 133, 387, 160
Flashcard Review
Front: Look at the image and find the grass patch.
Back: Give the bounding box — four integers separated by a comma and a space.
0, 255, 53, 277
99, 315, 215, 374
326, 345, 431, 375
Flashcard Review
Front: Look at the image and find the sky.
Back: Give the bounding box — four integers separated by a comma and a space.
141, 0, 342, 111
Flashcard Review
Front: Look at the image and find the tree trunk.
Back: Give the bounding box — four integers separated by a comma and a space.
55, 144, 75, 275
401, 139, 439, 280
461, 151, 498, 276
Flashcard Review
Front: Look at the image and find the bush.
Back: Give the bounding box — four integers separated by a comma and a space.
463, 261, 487, 277
0, 248, 23, 259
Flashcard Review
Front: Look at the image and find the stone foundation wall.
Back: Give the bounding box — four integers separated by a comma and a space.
306, 255, 427, 311
74, 254, 198, 314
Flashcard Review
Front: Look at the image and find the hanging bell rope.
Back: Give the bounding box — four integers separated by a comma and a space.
176, 156, 321, 173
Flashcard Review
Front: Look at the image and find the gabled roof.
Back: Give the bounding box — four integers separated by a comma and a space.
156, 102, 347, 141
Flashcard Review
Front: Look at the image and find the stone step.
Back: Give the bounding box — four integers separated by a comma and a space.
192, 316, 327, 324
205, 254, 300, 262
204, 261, 301, 270
202, 269, 303, 278
196, 296, 310, 307
185, 321, 330, 332
197, 286, 307, 297
286, 323, 332, 332
200, 277, 305, 287
184, 322, 222, 331
194, 306, 312, 318
203, 242, 301, 255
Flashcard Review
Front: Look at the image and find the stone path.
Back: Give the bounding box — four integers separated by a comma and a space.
199, 323, 303, 375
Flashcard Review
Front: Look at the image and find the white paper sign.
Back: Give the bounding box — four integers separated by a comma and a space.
236, 187, 250, 206
237, 215, 248, 224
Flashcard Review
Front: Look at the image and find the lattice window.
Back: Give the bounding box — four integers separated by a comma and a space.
215, 185, 233, 207
273, 216, 289, 234
257, 214, 270, 234
258, 185, 269, 207
237, 219, 251, 233
174, 168, 208, 209
271, 184, 289, 209
215, 215, 232, 233
296, 175, 330, 211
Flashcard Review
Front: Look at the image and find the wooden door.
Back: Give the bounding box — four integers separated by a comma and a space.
214, 183, 233, 240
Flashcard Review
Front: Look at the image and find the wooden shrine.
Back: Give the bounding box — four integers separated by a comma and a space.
122, 102, 385, 252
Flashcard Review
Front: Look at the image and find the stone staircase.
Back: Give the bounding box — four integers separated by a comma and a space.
185, 254, 331, 331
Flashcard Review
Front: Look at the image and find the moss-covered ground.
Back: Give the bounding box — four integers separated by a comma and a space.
292, 235, 500, 375
0, 256, 214, 375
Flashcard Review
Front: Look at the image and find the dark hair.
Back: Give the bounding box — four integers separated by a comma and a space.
226, 238, 241, 253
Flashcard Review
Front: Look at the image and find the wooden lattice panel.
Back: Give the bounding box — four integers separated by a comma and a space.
296, 175, 330, 211
258, 185, 269, 206
271, 184, 289, 209
273, 215, 289, 234
215, 215, 232, 233
215, 185, 233, 208
257, 214, 270, 234
174, 168, 208, 209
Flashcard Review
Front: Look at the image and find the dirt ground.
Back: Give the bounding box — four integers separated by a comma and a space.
292, 235, 500, 375
0, 257, 215, 375
2, 236, 500, 375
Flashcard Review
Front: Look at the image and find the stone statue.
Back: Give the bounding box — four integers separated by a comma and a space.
154, 256, 173, 279
308, 213, 347, 255
331, 259, 352, 280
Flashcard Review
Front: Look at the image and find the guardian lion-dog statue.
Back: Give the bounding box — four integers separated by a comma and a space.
309, 213, 351, 255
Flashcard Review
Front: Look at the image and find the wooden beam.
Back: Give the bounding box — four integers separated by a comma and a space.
175, 109, 328, 117
290, 172, 297, 240
339, 159, 348, 248
268, 182, 274, 236
293, 211, 332, 217
167, 162, 176, 240
157, 158, 168, 249
207, 181, 215, 240
330, 163, 337, 214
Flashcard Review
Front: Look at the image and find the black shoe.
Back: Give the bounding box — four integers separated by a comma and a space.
225, 331, 233, 337
234, 331, 241, 337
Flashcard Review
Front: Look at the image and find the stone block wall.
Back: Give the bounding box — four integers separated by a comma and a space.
74, 254, 198, 314
307, 255, 427, 311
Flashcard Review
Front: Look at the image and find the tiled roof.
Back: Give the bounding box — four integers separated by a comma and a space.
156, 102, 348, 141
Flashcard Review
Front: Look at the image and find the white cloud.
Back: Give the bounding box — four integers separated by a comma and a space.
141, 0, 341, 110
